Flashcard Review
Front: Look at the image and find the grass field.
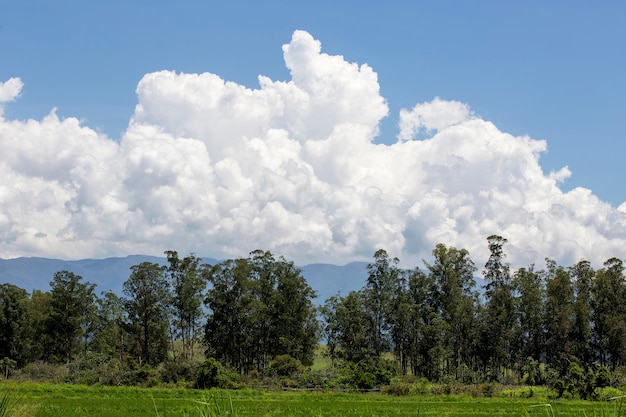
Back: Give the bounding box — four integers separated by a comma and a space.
1, 381, 625, 417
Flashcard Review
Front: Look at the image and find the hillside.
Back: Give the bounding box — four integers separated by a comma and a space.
0, 255, 368, 304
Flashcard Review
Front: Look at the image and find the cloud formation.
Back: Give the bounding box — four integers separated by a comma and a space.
1, 30, 625, 268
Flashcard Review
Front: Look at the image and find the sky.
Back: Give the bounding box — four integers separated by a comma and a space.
0, 1, 625, 269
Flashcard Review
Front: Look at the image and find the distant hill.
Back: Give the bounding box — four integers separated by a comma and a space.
0, 256, 369, 304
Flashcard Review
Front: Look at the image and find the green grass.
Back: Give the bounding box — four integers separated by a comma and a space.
1, 381, 624, 417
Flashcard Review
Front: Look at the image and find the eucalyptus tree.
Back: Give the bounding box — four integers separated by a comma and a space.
405, 267, 439, 379
271, 256, 319, 366
591, 258, 626, 369
389, 269, 412, 374
165, 250, 206, 361
569, 259, 594, 367
513, 265, 545, 366
203, 258, 255, 373
46, 271, 96, 364
25, 289, 52, 362
248, 249, 278, 370
481, 235, 517, 380
123, 262, 170, 366
0, 283, 30, 366
204, 251, 320, 373
544, 260, 575, 374
363, 249, 400, 356
92, 290, 127, 362
424, 243, 478, 379
320, 291, 370, 363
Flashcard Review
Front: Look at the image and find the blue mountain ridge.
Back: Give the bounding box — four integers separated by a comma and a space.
0, 256, 369, 305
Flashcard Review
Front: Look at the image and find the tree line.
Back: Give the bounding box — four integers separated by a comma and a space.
1, 236, 625, 392
322, 236, 625, 391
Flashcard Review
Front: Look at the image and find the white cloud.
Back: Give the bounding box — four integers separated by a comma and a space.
0, 30, 625, 269
398, 97, 472, 141
0, 78, 24, 118
0, 78, 23, 104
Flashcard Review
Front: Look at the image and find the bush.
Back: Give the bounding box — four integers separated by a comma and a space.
298, 368, 339, 389
268, 355, 305, 378
597, 386, 626, 401
595, 366, 612, 388
411, 377, 432, 395
336, 357, 399, 390
355, 372, 376, 390
18, 361, 68, 383
613, 366, 626, 388
195, 358, 238, 389
480, 382, 499, 397
381, 382, 412, 396
195, 358, 224, 389
158, 360, 197, 385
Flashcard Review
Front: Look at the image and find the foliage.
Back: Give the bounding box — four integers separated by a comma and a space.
195, 358, 237, 390
2, 241, 626, 392
46, 271, 96, 364
123, 262, 170, 366
268, 355, 305, 378
165, 251, 205, 363
203, 251, 319, 374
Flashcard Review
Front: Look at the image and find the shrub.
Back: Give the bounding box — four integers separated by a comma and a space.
613, 366, 626, 388
597, 386, 625, 401
298, 368, 338, 389
158, 360, 197, 385
355, 372, 376, 390
595, 366, 612, 389
381, 382, 412, 396
480, 382, 499, 397
411, 377, 432, 395
195, 358, 238, 389
268, 355, 305, 378
196, 358, 224, 389
18, 361, 68, 383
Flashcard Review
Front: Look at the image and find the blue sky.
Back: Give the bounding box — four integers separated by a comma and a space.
0, 1, 625, 267
2, 1, 624, 204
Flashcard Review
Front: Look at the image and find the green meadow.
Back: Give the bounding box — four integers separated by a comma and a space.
2, 382, 625, 417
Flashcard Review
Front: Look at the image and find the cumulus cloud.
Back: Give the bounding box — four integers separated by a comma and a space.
0, 30, 625, 268
0, 78, 24, 116
398, 97, 472, 141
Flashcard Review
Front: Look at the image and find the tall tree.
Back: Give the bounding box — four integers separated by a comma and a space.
165, 250, 206, 361
92, 290, 127, 362
424, 244, 478, 379
123, 262, 170, 366
320, 291, 370, 363
46, 271, 96, 364
481, 235, 516, 380
406, 267, 438, 379
248, 250, 278, 371
569, 260, 594, 368
591, 258, 626, 369
389, 270, 411, 374
0, 284, 30, 366
24, 290, 52, 362
270, 257, 319, 365
544, 260, 575, 375
363, 249, 400, 356
204, 258, 255, 373
513, 265, 545, 366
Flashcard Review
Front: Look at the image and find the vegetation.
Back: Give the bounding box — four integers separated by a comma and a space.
1, 236, 626, 399
1, 382, 625, 416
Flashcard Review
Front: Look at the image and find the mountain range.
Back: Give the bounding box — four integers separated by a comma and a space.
0, 255, 369, 304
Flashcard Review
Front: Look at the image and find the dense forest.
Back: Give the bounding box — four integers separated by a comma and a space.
1, 235, 626, 397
